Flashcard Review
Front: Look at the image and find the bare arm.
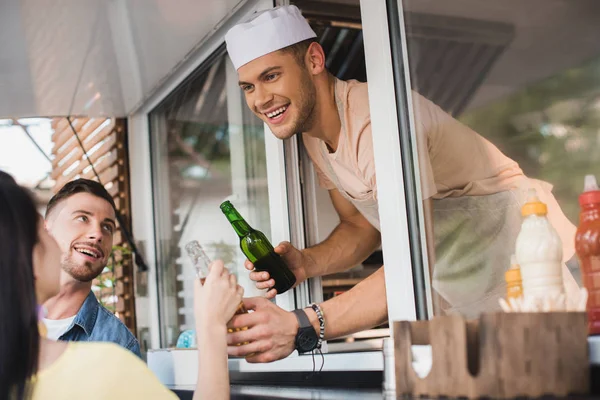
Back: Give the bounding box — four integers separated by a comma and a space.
249, 189, 381, 298
306, 266, 388, 339
303, 189, 381, 278
194, 324, 229, 400
193, 262, 244, 400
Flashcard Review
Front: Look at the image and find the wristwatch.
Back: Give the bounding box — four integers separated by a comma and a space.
292, 309, 319, 353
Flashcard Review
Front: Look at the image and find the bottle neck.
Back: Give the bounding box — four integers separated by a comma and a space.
224, 208, 253, 237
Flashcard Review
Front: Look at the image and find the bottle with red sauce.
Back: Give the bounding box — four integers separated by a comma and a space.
575, 174, 600, 335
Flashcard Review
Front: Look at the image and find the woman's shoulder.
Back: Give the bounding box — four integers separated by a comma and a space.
68, 341, 142, 363
42, 342, 143, 374
33, 342, 177, 399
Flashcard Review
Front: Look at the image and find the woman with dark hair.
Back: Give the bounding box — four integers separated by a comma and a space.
0, 172, 242, 400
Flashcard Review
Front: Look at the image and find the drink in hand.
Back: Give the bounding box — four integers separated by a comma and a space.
220, 201, 297, 294
184, 240, 248, 340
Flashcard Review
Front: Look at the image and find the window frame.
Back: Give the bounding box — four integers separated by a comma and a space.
127, 0, 282, 350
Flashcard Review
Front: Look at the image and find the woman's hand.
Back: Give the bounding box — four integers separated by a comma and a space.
194, 260, 244, 327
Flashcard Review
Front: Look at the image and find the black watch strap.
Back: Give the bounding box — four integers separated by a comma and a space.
292, 309, 311, 329
292, 309, 318, 353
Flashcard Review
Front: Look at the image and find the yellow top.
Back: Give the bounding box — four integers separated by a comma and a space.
32, 342, 178, 400
521, 188, 548, 217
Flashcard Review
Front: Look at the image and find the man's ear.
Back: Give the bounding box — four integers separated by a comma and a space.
306, 42, 326, 75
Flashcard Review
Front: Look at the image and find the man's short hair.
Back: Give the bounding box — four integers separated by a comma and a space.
45, 179, 116, 219
280, 39, 317, 67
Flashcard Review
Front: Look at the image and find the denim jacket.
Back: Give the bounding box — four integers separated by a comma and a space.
59, 291, 141, 358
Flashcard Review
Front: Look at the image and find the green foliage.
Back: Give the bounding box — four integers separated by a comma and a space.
459, 56, 600, 223
94, 245, 132, 313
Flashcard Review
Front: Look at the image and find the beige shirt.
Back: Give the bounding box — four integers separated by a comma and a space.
303, 78, 524, 203
302, 78, 579, 316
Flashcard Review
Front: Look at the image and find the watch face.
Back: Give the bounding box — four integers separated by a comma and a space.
297, 329, 318, 353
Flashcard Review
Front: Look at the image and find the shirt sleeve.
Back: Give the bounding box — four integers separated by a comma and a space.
410, 91, 438, 200
356, 120, 377, 193
313, 162, 336, 190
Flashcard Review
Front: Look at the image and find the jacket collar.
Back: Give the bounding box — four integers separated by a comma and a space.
71, 291, 99, 336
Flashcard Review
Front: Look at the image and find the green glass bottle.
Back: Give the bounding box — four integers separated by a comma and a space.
220, 200, 296, 294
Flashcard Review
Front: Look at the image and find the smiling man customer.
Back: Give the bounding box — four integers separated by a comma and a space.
42, 179, 141, 357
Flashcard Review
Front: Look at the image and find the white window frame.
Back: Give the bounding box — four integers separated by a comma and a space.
360, 0, 425, 323
127, 0, 285, 350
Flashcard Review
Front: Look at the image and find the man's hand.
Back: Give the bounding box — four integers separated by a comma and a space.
245, 241, 311, 299
226, 297, 299, 363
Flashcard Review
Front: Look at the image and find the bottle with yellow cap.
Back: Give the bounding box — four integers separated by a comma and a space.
515, 188, 564, 298
505, 254, 523, 300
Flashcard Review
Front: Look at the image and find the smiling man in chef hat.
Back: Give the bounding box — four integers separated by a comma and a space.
224, 5, 581, 364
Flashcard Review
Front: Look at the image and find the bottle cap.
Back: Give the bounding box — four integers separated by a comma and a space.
580, 174, 600, 206
505, 254, 521, 282
220, 200, 234, 212
521, 188, 547, 217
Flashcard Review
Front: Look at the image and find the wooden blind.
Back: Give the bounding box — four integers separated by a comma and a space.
50, 117, 136, 335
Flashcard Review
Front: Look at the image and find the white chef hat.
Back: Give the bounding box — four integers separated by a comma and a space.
225, 5, 317, 70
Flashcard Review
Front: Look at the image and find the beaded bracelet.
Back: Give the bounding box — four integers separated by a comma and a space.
310, 303, 325, 349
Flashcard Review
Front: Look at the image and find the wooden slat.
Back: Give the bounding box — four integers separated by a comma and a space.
53, 118, 104, 154
116, 296, 132, 313
53, 119, 111, 161
52, 119, 114, 168
107, 182, 119, 198
51, 118, 91, 150
52, 125, 115, 175
82, 158, 116, 182
114, 265, 124, 279
51, 118, 68, 131
111, 251, 123, 263
78, 147, 118, 180
52, 133, 117, 179
51, 117, 88, 142
113, 229, 122, 245
116, 297, 125, 313
98, 164, 119, 184
53, 149, 118, 190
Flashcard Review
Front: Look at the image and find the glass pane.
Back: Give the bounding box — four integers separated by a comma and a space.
400, 0, 598, 318
299, 15, 389, 350
149, 52, 270, 347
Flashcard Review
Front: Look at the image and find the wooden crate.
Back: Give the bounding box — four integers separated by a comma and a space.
394, 312, 589, 398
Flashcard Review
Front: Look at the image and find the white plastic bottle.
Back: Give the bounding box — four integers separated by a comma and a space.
514, 188, 564, 298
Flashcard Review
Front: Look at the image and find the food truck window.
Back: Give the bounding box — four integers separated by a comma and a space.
397, 0, 599, 318
289, 1, 391, 350
148, 49, 274, 347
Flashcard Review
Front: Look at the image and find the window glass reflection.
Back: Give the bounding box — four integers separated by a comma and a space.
400, 0, 598, 317
149, 52, 270, 347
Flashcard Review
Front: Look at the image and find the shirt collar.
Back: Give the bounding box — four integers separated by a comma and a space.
72, 291, 99, 336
